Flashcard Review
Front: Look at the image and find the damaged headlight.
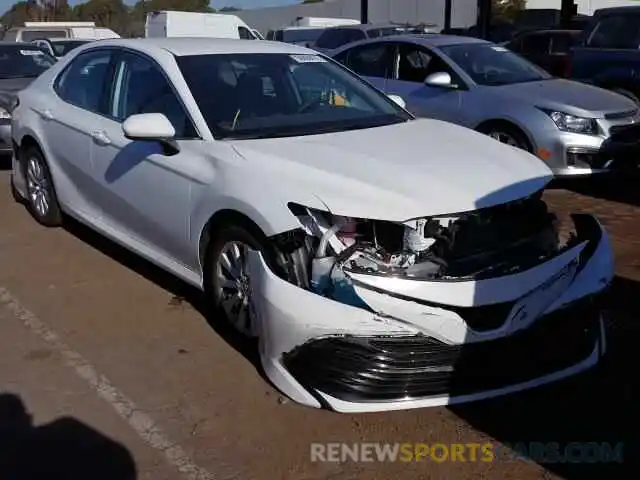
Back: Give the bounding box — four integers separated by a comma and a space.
287, 194, 564, 290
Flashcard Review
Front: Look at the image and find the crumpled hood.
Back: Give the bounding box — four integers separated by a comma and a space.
491, 78, 637, 118
232, 118, 552, 220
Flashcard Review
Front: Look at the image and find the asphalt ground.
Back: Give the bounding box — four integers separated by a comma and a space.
1, 160, 637, 479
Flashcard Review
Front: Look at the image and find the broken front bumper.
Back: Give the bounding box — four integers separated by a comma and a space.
247, 215, 613, 413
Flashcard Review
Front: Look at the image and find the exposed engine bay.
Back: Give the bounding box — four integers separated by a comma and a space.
267, 190, 577, 307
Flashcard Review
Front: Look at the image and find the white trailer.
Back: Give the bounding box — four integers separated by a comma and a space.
145, 11, 260, 40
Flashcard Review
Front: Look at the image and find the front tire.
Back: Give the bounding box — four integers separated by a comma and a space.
205, 224, 266, 338
479, 123, 532, 152
21, 146, 62, 227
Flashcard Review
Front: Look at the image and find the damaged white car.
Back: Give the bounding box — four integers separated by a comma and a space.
10, 39, 613, 412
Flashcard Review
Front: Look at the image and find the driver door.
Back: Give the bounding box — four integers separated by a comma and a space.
384, 42, 463, 123
88, 50, 202, 269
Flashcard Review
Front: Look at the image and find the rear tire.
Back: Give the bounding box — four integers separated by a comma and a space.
20, 146, 62, 227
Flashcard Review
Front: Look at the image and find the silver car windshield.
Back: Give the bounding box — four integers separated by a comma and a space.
440, 43, 552, 86
176, 53, 411, 140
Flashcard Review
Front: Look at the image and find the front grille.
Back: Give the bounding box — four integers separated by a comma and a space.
283, 298, 601, 403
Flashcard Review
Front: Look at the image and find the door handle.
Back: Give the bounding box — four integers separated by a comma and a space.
91, 130, 111, 146
37, 108, 54, 121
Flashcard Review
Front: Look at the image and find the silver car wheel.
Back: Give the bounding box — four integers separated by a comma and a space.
488, 130, 522, 148
26, 155, 50, 218
216, 240, 253, 336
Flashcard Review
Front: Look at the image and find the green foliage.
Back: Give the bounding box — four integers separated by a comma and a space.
1, 0, 215, 37
492, 0, 527, 22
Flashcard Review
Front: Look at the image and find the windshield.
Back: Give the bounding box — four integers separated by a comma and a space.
177, 53, 411, 140
52, 40, 89, 56
440, 43, 551, 86
0, 46, 56, 79
282, 29, 325, 45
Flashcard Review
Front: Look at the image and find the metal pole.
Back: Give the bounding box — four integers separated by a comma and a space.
477, 0, 492, 40
444, 0, 452, 32
361, 0, 368, 24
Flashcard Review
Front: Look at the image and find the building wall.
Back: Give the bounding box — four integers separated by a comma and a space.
525, 0, 640, 15
228, 0, 478, 35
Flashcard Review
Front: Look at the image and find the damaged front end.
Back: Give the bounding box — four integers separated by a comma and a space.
247, 191, 613, 412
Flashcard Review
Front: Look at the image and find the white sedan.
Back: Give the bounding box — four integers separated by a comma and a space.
10, 38, 613, 413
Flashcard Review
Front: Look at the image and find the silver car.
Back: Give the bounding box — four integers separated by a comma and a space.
331, 35, 640, 176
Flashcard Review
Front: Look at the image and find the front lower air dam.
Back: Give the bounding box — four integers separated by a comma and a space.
246, 214, 613, 413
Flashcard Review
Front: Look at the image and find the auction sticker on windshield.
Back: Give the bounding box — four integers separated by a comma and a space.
20, 50, 44, 56
290, 54, 326, 63
491, 46, 509, 52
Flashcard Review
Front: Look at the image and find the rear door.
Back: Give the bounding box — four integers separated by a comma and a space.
44, 49, 115, 215
337, 42, 395, 92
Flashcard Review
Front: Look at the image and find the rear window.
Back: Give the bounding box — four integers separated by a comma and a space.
586, 14, 640, 49
20, 29, 68, 42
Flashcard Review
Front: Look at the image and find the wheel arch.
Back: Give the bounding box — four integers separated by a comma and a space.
198, 209, 269, 273
474, 118, 535, 152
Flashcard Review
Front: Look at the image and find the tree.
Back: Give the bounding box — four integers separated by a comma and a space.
74, 0, 128, 32
492, 0, 526, 22
1, 1, 42, 27
219, 6, 241, 11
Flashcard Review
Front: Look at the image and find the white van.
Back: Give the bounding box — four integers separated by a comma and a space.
291, 17, 360, 28
145, 11, 260, 40
2, 22, 120, 42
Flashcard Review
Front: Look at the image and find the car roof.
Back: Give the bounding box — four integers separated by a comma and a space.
332, 34, 489, 53
76, 37, 317, 56
0, 41, 47, 48
48, 38, 92, 43
324, 23, 430, 31
512, 29, 582, 37
595, 6, 640, 15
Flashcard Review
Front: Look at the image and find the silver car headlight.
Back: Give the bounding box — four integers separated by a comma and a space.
0, 106, 11, 120
544, 110, 598, 135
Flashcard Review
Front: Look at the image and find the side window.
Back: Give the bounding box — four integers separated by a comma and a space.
521, 34, 550, 54
333, 50, 349, 65
345, 29, 366, 44
238, 26, 253, 40
109, 53, 196, 138
345, 43, 394, 78
54, 50, 113, 114
398, 44, 432, 83
397, 43, 460, 85
550, 33, 575, 54
586, 15, 640, 49
506, 37, 522, 53
316, 29, 347, 49
21, 30, 67, 42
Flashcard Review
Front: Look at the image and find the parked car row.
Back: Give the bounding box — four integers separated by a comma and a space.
329, 34, 639, 176
4, 37, 615, 413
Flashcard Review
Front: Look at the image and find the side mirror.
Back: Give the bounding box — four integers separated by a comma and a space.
425, 71, 455, 88
122, 113, 179, 155
388, 94, 407, 109
123, 113, 175, 140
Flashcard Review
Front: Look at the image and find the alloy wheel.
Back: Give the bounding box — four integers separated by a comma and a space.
26, 155, 51, 218
216, 240, 254, 336
488, 130, 522, 148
